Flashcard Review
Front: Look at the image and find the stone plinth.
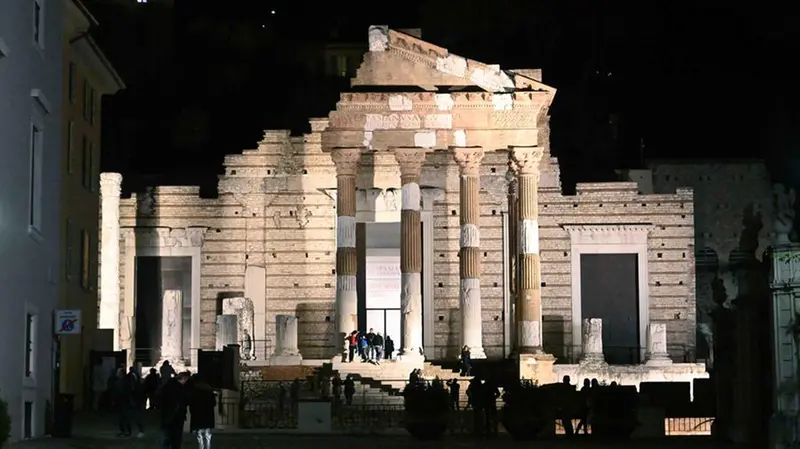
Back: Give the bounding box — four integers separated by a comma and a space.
216, 315, 238, 350
160, 290, 183, 363
271, 315, 303, 365
580, 318, 605, 364
519, 353, 556, 385
645, 322, 672, 366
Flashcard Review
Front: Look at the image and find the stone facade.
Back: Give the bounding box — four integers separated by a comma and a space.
641, 161, 774, 356
103, 27, 696, 364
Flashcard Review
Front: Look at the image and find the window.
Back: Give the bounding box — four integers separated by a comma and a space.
68, 63, 76, 103
29, 123, 43, 234
81, 136, 92, 189
23, 401, 33, 439
89, 141, 96, 191
336, 55, 348, 77
25, 313, 35, 377
33, 0, 43, 47
65, 219, 73, 281
80, 229, 90, 289
66, 121, 74, 173
82, 80, 96, 124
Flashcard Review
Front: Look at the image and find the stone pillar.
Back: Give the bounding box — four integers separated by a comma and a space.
580, 318, 605, 364
511, 147, 545, 353
506, 157, 519, 350
99, 172, 122, 349
216, 315, 238, 350
645, 322, 672, 365
395, 147, 426, 359
452, 147, 486, 359
271, 315, 302, 365
331, 147, 361, 360
161, 290, 183, 362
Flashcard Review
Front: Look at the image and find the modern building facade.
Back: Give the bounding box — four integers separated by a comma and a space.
0, 0, 64, 441
59, 0, 124, 411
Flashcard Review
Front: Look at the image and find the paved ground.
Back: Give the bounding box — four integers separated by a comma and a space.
8, 434, 746, 449
7, 411, 740, 449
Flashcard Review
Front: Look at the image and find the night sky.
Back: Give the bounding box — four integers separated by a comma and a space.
83, 1, 800, 193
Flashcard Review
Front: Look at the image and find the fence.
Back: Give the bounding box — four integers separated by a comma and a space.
229, 379, 713, 435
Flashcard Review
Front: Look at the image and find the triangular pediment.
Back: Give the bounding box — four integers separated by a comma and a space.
352, 26, 555, 94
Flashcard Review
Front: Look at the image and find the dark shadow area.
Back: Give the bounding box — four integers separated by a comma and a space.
580, 253, 640, 364
542, 315, 566, 361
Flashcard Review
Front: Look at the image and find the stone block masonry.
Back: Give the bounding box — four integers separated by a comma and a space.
109, 27, 696, 364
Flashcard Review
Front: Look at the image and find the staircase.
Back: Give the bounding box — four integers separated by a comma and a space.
321, 360, 473, 406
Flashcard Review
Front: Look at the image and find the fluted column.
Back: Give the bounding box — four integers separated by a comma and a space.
395, 147, 426, 359
331, 148, 361, 360
99, 172, 122, 349
453, 147, 486, 359
511, 146, 545, 354
506, 158, 519, 349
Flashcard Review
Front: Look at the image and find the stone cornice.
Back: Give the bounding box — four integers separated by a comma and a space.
122, 226, 209, 248
563, 224, 654, 246
336, 92, 549, 110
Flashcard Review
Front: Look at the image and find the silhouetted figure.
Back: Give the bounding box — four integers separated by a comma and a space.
447, 379, 461, 410
575, 378, 591, 435
559, 376, 575, 436
460, 346, 472, 376
188, 375, 215, 449
159, 361, 176, 387
157, 371, 190, 449
482, 379, 500, 436
278, 382, 287, 413
144, 368, 160, 410
332, 374, 343, 405
467, 378, 483, 434
384, 336, 395, 360
290, 378, 301, 414
344, 375, 355, 405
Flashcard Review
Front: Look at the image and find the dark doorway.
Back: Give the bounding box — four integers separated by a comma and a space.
580, 253, 640, 364
135, 256, 191, 365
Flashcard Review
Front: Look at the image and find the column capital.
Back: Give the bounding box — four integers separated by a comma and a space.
100, 172, 123, 197
331, 147, 363, 176
451, 146, 485, 176
510, 146, 545, 175
394, 147, 427, 178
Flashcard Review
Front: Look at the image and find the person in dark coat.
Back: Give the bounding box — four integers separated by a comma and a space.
188, 375, 216, 449
384, 336, 395, 360
156, 371, 189, 449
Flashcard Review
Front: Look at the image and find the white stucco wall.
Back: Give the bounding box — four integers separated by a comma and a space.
0, 0, 63, 441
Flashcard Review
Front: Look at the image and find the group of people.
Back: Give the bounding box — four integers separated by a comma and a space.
345, 329, 395, 363
101, 360, 217, 449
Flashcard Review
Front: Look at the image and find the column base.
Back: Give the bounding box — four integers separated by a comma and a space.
467, 346, 487, 359
270, 354, 303, 366
644, 354, 673, 366
518, 353, 556, 384
578, 353, 608, 367
396, 351, 425, 368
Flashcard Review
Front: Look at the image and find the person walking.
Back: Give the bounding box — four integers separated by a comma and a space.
157, 371, 189, 449
188, 375, 216, 449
